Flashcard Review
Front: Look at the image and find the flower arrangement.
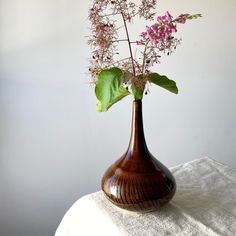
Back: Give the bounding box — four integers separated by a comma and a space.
88, 0, 201, 112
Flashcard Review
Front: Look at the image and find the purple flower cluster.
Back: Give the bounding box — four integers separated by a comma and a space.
87, 0, 201, 85
135, 11, 201, 76
137, 12, 178, 50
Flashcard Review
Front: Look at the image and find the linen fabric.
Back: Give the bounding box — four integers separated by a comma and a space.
55, 157, 236, 236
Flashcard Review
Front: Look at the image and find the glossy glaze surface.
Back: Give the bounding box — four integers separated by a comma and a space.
101, 100, 176, 212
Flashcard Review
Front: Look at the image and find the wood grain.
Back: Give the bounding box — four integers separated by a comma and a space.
101, 100, 176, 212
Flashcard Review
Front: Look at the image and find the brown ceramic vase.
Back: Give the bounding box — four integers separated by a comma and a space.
101, 100, 176, 212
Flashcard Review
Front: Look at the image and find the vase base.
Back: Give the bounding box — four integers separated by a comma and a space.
102, 186, 175, 213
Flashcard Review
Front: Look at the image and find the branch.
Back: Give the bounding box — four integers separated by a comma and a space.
101, 13, 121, 17
112, 39, 129, 43
134, 59, 142, 74
141, 40, 150, 75
111, 57, 132, 66
119, 8, 136, 76
116, 25, 125, 30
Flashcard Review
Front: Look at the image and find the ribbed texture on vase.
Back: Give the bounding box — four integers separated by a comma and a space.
102, 155, 176, 212
101, 100, 176, 212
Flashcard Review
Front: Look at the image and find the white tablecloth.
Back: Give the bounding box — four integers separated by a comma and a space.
55, 157, 236, 236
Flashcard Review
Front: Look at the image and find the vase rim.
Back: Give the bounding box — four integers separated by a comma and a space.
133, 100, 142, 103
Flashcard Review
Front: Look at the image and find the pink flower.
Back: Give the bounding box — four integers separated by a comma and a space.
136, 40, 145, 45
137, 12, 177, 49
88, 0, 202, 80
157, 11, 172, 24
174, 13, 202, 24
174, 14, 190, 24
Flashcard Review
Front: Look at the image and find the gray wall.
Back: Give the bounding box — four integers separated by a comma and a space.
0, 0, 236, 235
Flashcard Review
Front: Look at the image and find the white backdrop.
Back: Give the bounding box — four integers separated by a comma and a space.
0, 1, 236, 235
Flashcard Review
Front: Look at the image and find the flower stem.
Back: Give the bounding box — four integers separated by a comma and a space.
141, 41, 149, 75
112, 39, 129, 43
118, 2, 136, 76
134, 59, 142, 73
111, 57, 131, 65
116, 25, 125, 30
101, 13, 121, 17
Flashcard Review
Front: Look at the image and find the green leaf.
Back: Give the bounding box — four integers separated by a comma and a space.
95, 67, 130, 112
149, 73, 179, 94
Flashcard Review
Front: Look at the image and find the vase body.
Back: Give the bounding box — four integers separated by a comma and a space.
101, 100, 176, 212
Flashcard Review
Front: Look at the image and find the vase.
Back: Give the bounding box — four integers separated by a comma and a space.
101, 100, 176, 212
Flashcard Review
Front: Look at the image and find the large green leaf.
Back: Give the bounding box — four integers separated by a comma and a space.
95, 67, 130, 112
149, 73, 178, 94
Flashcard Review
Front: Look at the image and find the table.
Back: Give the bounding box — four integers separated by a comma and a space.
55, 157, 236, 236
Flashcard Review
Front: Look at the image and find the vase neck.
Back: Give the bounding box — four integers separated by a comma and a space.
128, 100, 148, 153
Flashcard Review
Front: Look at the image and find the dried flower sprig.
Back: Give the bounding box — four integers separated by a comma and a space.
138, 0, 157, 20
87, 0, 202, 112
